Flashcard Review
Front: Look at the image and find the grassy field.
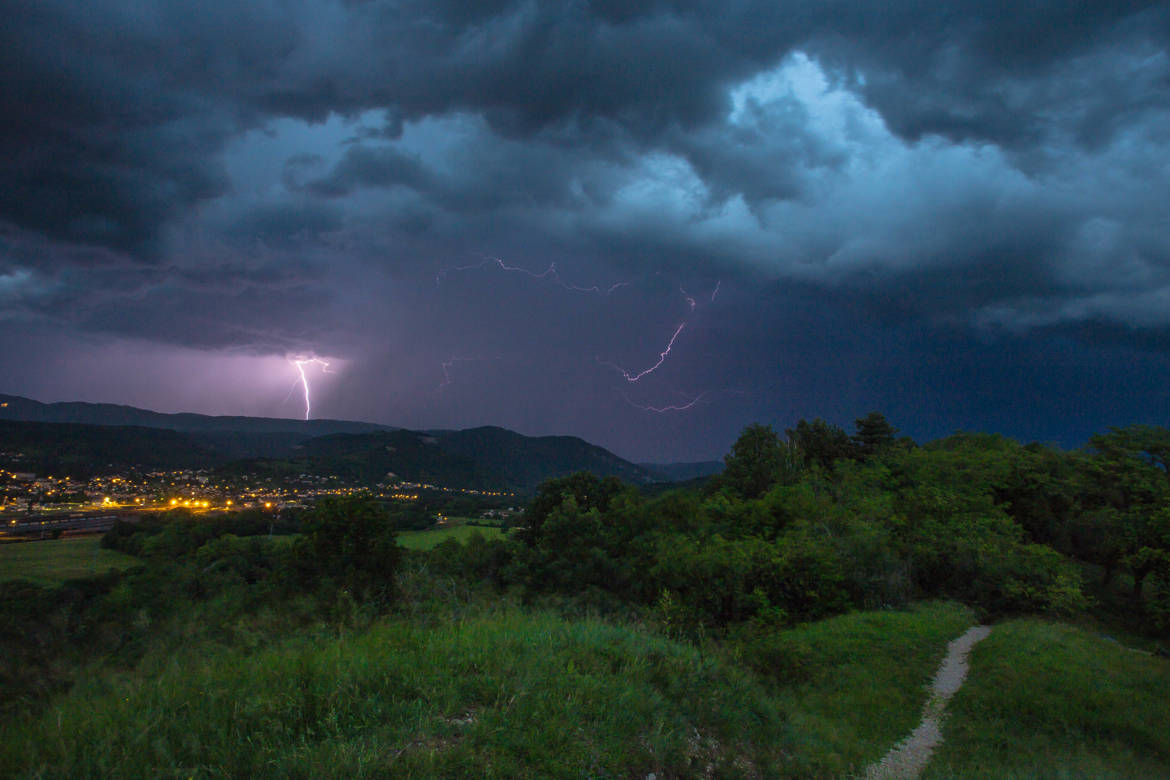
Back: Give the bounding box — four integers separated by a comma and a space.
0, 608, 790, 778
775, 601, 976, 777
397, 524, 506, 550
0, 598, 982, 778
925, 619, 1170, 779
0, 536, 140, 585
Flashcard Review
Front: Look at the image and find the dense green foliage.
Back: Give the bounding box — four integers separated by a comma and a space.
506, 418, 1170, 638
289, 496, 401, 604
0, 499, 397, 714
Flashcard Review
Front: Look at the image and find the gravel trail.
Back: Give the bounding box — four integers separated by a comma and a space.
864, 625, 992, 780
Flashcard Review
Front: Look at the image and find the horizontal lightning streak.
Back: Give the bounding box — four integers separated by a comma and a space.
438, 256, 716, 393
437, 257, 627, 296
624, 392, 707, 413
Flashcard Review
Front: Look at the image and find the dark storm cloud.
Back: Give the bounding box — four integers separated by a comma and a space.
305, 146, 427, 198
4, 0, 1170, 458
5, 0, 1165, 258
226, 202, 344, 245
807, 1, 1170, 152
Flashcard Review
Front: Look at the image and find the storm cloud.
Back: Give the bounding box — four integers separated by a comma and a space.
3, 0, 1169, 459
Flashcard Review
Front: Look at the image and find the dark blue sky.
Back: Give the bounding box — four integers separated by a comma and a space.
2, 1, 1169, 461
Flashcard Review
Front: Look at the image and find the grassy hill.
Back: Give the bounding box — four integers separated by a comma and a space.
925, 619, 1170, 778
0, 596, 978, 778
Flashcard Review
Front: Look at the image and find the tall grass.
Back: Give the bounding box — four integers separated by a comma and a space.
1, 608, 792, 778
0, 593, 982, 778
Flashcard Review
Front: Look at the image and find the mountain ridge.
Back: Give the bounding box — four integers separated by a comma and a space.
0, 394, 390, 436
0, 394, 660, 490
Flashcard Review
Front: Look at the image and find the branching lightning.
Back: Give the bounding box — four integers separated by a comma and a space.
290, 357, 332, 420
598, 321, 687, 383
437, 254, 725, 411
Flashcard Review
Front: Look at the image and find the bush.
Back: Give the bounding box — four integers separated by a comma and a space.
288, 496, 401, 605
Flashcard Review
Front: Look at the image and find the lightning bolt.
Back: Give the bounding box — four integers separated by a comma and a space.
438, 255, 721, 397
437, 257, 629, 296
598, 321, 687, 383
290, 357, 332, 420
624, 391, 707, 413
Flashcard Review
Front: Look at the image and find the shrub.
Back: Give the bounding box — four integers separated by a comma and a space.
288, 496, 401, 605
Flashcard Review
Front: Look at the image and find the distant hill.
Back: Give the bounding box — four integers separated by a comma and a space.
435, 426, 655, 488
229, 430, 496, 487
0, 396, 654, 492
224, 428, 655, 491
0, 394, 390, 437
640, 461, 724, 482
0, 420, 215, 478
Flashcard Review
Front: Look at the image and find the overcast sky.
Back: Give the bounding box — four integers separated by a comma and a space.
3, 0, 1170, 461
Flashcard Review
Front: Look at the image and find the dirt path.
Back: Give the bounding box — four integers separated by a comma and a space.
864, 625, 992, 780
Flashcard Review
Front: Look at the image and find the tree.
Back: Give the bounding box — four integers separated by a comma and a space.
723, 424, 783, 499
518, 472, 624, 547
1080, 426, 1170, 598
852, 412, 898, 458
290, 495, 400, 602
786, 418, 855, 471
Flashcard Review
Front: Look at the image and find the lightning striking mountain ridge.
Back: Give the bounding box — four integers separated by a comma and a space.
291, 357, 332, 420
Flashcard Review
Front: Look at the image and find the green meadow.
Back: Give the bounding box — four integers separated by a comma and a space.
396, 523, 507, 550
0, 536, 140, 586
